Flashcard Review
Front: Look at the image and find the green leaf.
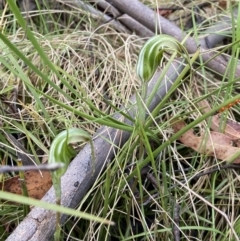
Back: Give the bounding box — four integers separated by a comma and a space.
0, 191, 114, 225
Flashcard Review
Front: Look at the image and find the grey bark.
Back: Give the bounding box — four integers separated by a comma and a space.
105, 0, 240, 77
72, 0, 154, 37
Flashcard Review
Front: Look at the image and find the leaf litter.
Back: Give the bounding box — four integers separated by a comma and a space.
0, 170, 52, 200
172, 99, 240, 164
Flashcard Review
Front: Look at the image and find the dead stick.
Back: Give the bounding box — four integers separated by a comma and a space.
173, 202, 180, 241
105, 0, 240, 77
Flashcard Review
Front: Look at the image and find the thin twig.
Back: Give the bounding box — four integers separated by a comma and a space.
173, 201, 180, 241
192, 164, 240, 180
0, 163, 64, 173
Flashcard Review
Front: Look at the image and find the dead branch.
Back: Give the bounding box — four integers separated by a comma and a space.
105, 0, 240, 77
68, 0, 154, 37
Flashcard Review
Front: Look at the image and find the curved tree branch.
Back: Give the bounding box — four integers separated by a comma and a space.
105, 0, 240, 77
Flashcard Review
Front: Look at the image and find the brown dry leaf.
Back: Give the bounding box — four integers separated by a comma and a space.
0, 170, 52, 200
226, 119, 240, 132
207, 132, 233, 146
225, 119, 240, 147
219, 1, 238, 9
157, 9, 173, 18
210, 115, 240, 140
198, 98, 212, 113
198, 99, 240, 139
172, 119, 240, 163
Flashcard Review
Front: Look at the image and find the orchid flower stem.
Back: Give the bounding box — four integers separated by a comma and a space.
52, 176, 61, 241
49, 128, 92, 240
135, 34, 194, 182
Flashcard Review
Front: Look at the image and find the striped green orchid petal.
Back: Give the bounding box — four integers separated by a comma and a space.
136, 34, 189, 82
49, 128, 91, 179
48, 128, 91, 239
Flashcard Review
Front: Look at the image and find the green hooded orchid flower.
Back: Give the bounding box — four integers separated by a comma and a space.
49, 128, 93, 241
136, 34, 189, 83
